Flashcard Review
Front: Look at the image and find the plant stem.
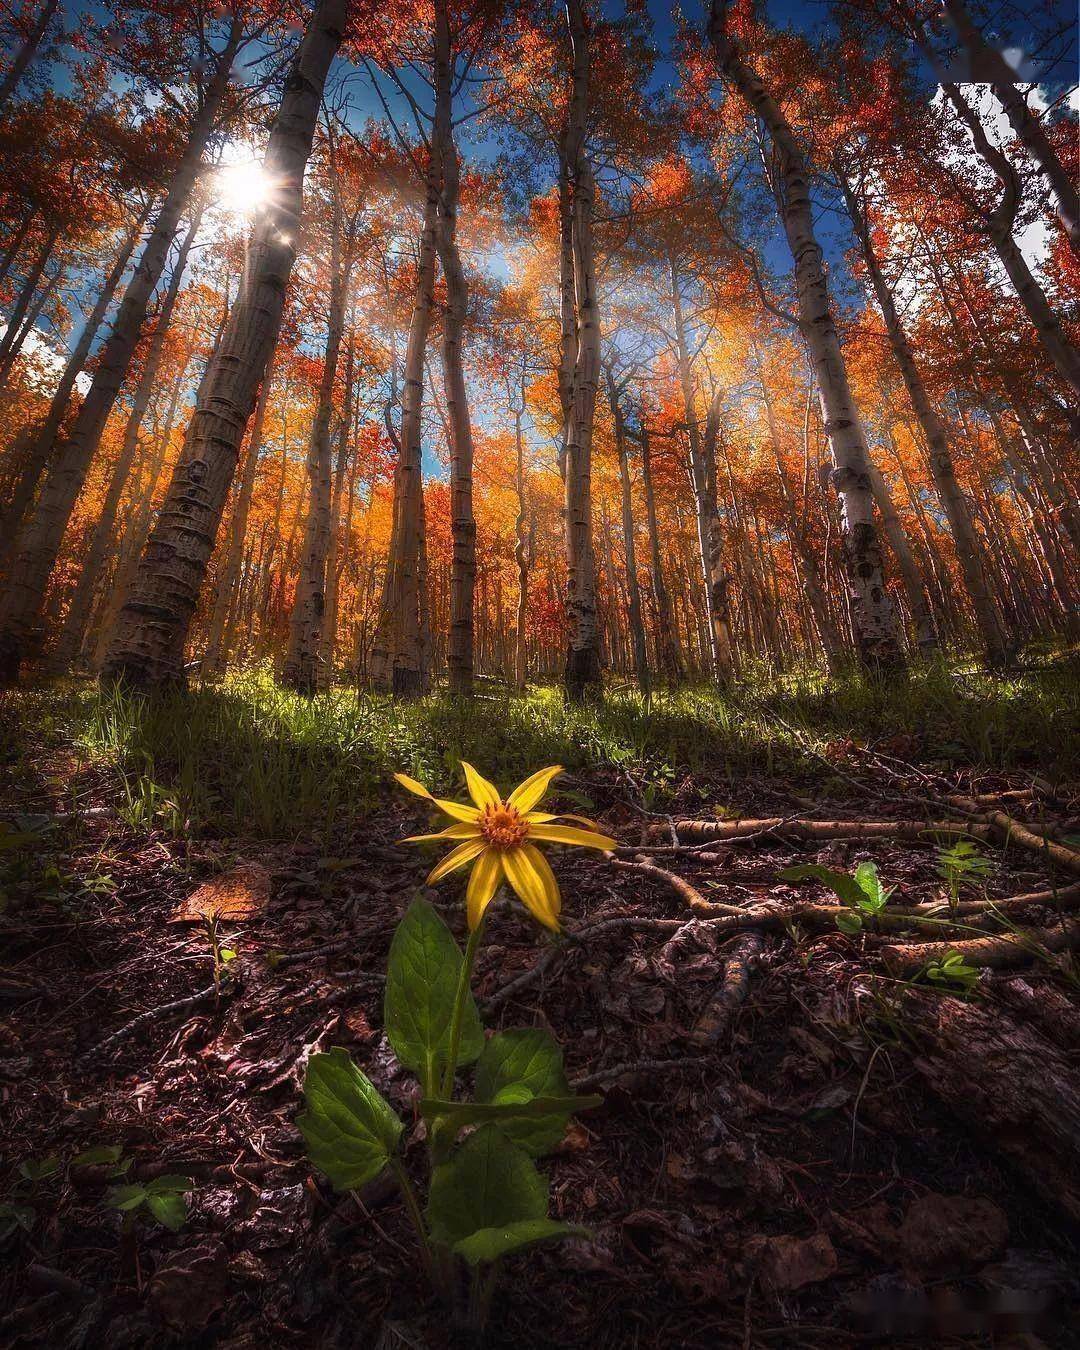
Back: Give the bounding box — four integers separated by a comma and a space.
441, 915, 485, 1098
390, 1156, 438, 1290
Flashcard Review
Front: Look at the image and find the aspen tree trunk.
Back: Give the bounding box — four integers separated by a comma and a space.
939, 0, 1079, 251
756, 357, 844, 671
605, 367, 649, 695
864, 457, 937, 655
0, 22, 243, 683
48, 210, 203, 673
1011, 404, 1080, 557
0, 212, 36, 296
668, 254, 733, 679
202, 353, 276, 677
319, 335, 358, 682
0, 0, 60, 113
0, 205, 147, 569
708, 0, 904, 671
936, 79, 1080, 399
282, 194, 348, 694
103, 2, 345, 688
840, 174, 1004, 661
512, 398, 532, 692
638, 423, 684, 682
432, 0, 475, 696
370, 184, 438, 698
560, 0, 602, 700
556, 160, 576, 479
0, 225, 60, 379
0, 260, 64, 385
90, 362, 189, 669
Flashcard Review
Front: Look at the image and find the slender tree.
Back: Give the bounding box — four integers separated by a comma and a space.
103, 0, 349, 687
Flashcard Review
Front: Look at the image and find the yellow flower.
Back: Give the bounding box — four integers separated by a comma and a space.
394, 763, 616, 933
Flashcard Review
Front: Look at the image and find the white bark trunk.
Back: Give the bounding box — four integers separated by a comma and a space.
102, 1, 345, 687
708, 0, 904, 670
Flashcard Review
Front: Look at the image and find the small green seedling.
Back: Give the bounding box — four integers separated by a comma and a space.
935, 839, 992, 914
0, 1201, 36, 1240
923, 950, 980, 995
106, 1175, 193, 1233
781, 861, 894, 935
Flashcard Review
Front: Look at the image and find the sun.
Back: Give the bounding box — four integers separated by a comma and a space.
214, 154, 274, 218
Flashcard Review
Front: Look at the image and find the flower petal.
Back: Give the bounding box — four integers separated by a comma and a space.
507, 765, 564, 815
527, 824, 617, 851
402, 823, 481, 844
427, 838, 488, 886
461, 762, 501, 810
502, 843, 561, 931
393, 771, 479, 823
394, 772, 435, 799
466, 850, 502, 930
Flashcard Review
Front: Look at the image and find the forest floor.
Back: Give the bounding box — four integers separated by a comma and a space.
2, 659, 1079, 1348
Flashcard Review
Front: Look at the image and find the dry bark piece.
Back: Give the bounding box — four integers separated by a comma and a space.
690, 932, 764, 1046
171, 862, 271, 924
896, 1194, 1008, 1275
898, 987, 1080, 1222
748, 1232, 838, 1292
149, 1241, 228, 1331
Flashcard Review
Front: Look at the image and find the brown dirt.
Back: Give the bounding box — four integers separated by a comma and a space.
2, 755, 1079, 1348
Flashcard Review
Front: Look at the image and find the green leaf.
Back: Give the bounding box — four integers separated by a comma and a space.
420, 1094, 602, 1135
146, 1192, 187, 1232
474, 1028, 577, 1155
853, 862, 892, 913
835, 910, 863, 936
298, 1047, 403, 1192
780, 864, 867, 909
19, 1155, 61, 1182
453, 1218, 589, 1267
107, 1183, 148, 1212
427, 1124, 547, 1249
383, 898, 483, 1093
73, 1145, 126, 1166
145, 1175, 195, 1196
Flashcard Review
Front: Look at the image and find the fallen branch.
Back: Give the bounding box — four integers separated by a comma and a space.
948, 796, 1080, 875
87, 982, 218, 1058
881, 920, 1080, 977
651, 817, 993, 845
607, 854, 745, 915
573, 1054, 711, 1091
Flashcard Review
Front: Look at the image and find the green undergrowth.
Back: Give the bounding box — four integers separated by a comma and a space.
2, 657, 1076, 840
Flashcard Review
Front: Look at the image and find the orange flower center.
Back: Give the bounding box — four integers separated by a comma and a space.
478, 802, 529, 850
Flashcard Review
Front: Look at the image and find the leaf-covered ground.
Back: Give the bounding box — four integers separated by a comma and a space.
2, 672, 1079, 1347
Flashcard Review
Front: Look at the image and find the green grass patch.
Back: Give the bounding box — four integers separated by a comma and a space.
1, 658, 1075, 840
